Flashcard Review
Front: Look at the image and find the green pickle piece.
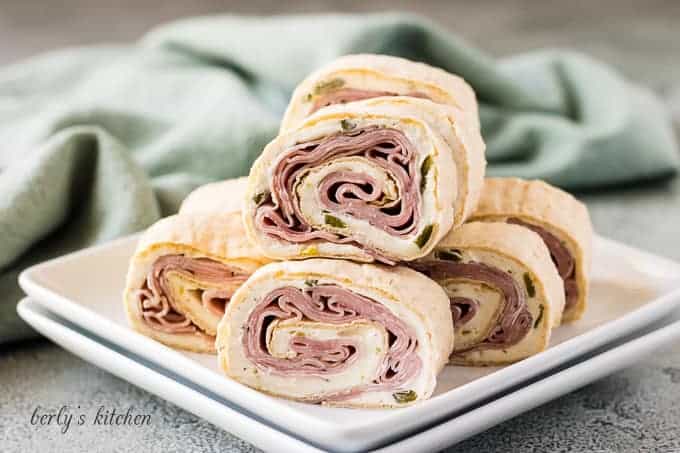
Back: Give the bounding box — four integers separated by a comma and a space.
313, 78, 345, 95
324, 214, 347, 229
420, 155, 433, 191
392, 390, 418, 404
523, 272, 536, 298
340, 119, 357, 131
252, 192, 268, 206
414, 224, 435, 249
533, 304, 545, 328
436, 249, 463, 262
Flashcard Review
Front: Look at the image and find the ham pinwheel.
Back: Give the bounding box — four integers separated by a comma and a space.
123, 212, 270, 353
243, 97, 486, 264
471, 178, 593, 321
280, 53, 479, 131
411, 222, 564, 365
216, 259, 454, 407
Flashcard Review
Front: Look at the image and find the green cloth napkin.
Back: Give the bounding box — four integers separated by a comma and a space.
1, 13, 678, 343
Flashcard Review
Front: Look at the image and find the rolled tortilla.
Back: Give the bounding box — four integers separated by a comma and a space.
470, 178, 593, 322
244, 97, 486, 264
179, 177, 248, 215
217, 258, 453, 407
123, 212, 270, 353
410, 222, 564, 365
281, 54, 479, 131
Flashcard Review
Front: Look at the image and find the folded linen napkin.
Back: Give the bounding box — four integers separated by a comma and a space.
1, 13, 677, 342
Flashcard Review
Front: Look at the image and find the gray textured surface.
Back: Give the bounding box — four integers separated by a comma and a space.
1, 1, 680, 452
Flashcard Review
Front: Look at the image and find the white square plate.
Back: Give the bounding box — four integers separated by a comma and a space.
17, 297, 680, 453
18, 235, 680, 452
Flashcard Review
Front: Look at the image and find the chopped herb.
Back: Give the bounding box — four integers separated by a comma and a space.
340, 119, 356, 131
324, 214, 347, 228
534, 304, 544, 328
304, 279, 319, 287
523, 272, 536, 298
252, 191, 268, 206
393, 390, 418, 404
313, 78, 345, 95
414, 224, 435, 249
420, 155, 433, 191
375, 347, 382, 354
436, 249, 463, 262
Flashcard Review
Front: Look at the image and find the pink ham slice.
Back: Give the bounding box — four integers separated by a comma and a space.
450, 297, 479, 327
243, 285, 422, 402
255, 127, 422, 264
136, 255, 249, 334
410, 261, 532, 353
309, 88, 430, 114
507, 218, 578, 309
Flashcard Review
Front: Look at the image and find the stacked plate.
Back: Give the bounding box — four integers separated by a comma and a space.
17, 233, 680, 452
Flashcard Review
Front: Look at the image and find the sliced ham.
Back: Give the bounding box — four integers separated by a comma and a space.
450, 297, 479, 327
136, 255, 249, 334
410, 261, 532, 352
255, 127, 421, 263
243, 284, 422, 402
507, 217, 578, 309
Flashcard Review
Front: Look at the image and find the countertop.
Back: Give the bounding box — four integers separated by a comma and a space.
1, 1, 679, 452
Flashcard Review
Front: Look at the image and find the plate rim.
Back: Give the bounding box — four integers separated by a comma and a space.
18, 296, 680, 453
